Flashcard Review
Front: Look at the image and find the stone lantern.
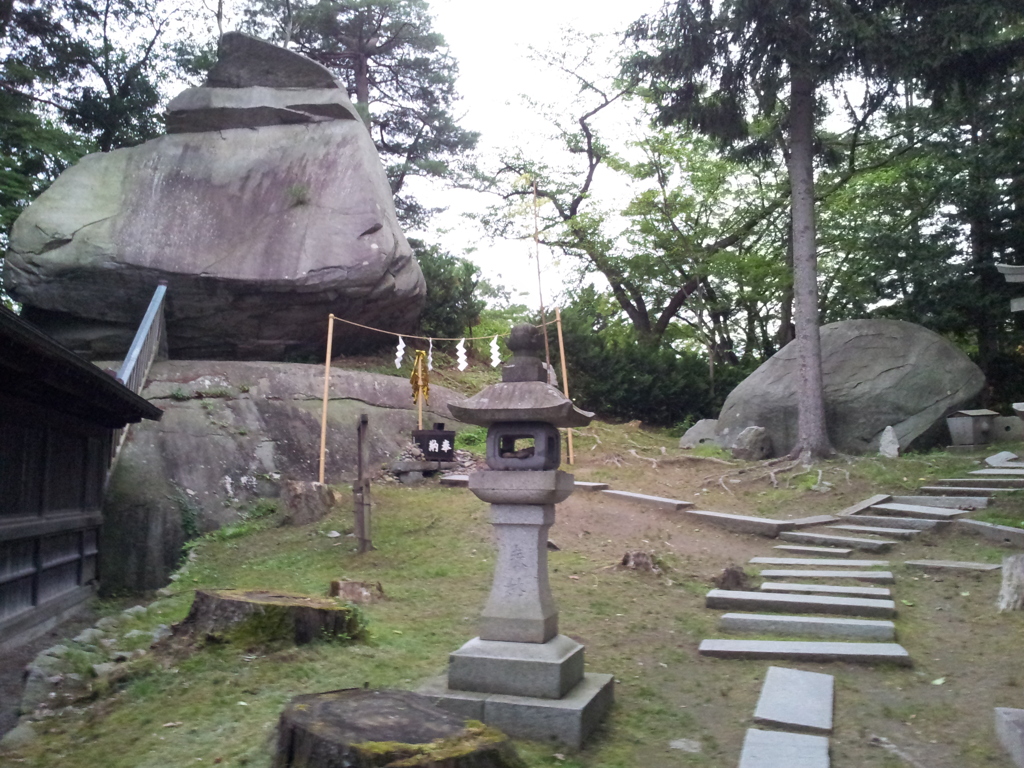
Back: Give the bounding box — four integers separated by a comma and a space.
421, 325, 614, 748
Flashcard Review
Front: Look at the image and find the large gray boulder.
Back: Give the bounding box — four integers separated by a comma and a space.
716, 319, 985, 456
4, 33, 423, 361
102, 360, 468, 593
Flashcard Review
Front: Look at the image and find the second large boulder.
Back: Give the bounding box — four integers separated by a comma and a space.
716, 319, 985, 456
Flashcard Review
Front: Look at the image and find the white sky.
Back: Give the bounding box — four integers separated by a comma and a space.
406, 0, 668, 310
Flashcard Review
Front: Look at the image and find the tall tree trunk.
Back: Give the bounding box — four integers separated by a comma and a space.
778, 212, 795, 348
787, 70, 833, 459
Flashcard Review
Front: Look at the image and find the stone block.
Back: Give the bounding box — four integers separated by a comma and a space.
779, 531, 896, 552
754, 666, 833, 734
719, 613, 895, 641
599, 489, 693, 511
773, 546, 853, 557
750, 557, 889, 567
469, 470, 575, 505
904, 559, 1001, 572
757, 570, 895, 584
971, 468, 1024, 476
786, 515, 840, 529
699, 638, 911, 665
956, 519, 1024, 548
920, 485, 1021, 497
935, 477, 1024, 487
705, 589, 896, 618
440, 474, 469, 487
986, 450, 1022, 466
995, 708, 1024, 768
678, 418, 720, 449
423, 672, 614, 749
992, 417, 1024, 442
891, 495, 988, 509
279, 480, 335, 525
843, 515, 939, 530
573, 481, 610, 491
680, 509, 789, 537
448, 635, 584, 699
826, 524, 920, 540
731, 425, 773, 460
738, 728, 830, 768
760, 582, 892, 598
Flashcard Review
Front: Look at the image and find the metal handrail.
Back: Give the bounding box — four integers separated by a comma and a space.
110, 282, 167, 466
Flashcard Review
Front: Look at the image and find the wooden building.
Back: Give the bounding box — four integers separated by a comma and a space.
0, 306, 162, 648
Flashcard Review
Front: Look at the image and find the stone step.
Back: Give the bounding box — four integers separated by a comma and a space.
784, 515, 840, 529
439, 474, 469, 487
904, 559, 1002, 572
720, 613, 896, 641
706, 589, 896, 618
956, 519, 1024, 548
750, 557, 890, 567
773, 545, 853, 557
837, 494, 892, 517
599, 489, 693, 511
919, 485, 1020, 497
738, 728, 830, 768
970, 468, 1024, 476
753, 666, 833, 734
844, 515, 939, 531
868, 502, 967, 520
779, 531, 896, 552
758, 569, 895, 584
679, 509, 789, 537
760, 582, 892, 598
700, 638, 911, 665
573, 481, 610, 492
891, 495, 989, 509
933, 477, 1024, 488
825, 524, 920, 540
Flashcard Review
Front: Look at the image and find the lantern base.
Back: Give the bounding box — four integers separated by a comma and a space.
448, 634, 584, 699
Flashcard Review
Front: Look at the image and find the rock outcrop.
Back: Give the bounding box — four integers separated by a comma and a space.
716, 319, 985, 456
102, 360, 467, 593
4, 33, 423, 361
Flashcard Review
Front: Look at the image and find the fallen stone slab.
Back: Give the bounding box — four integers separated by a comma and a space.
738, 728, 830, 768
891, 495, 989, 509
760, 582, 892, 598
919, 485, 1020, 497
700, 638, 911, 665
785, 515, 840, 529
705, 589, 896, 618
573, 481, 610, 492
986, 451, 1022, 467
868, 502, 967, 520
720, 613, 896, 641
750, 557, 890, 567
934, 477, 1024, 488
995, 707, 1024, 768
843, 515, 939, 531
753, 666, 833, 734
779, 531, 896, 552
774, 545, 853, 557
599, 489, 693, 511
679, 509, 790, 537
837, 494, 892, 517
904, 559, 1001, 572
440, 475, 469, 488
826, 524, 921, 540
758, 569, 895, 584
956, 519, 1024, 548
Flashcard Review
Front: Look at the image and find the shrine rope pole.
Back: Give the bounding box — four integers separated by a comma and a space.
555, 307, 574, 465
318, 314, 335, 484
532, 181, 553, 371
416, 352, 424, 430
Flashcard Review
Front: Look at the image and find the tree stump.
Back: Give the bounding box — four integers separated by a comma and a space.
273, 689, 524, 768
175, 589, 366, 647
998, 554, 1024, 612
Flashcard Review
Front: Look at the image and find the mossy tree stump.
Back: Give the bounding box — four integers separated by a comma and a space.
177, 589, 365, 647
273, 689, 524, 768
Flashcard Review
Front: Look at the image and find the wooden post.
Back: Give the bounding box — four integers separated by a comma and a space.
555, 308, 574, 465
353, 414, 373, 553
416, 353, 424, 430
318, 314, 335, 484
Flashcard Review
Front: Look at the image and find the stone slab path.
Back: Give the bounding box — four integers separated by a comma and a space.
759, 582, 891, 598
841, 515, 939, 530
757, 569, 895, 583
599, 489, 693, 511
826, 524, 920, 539
753, 666, 833, 734
699, 639, 911, 665
738, 728, 830, 768
867, 502, 968, 520
749, 557, 889, 567
891, 494, 989, 509
904, 559, 1002, 571
773, 545, 853, 557
705, 589, 896, 618
720, 613, 895, 641
778, 531, 896, 552
919, 485, 1020, 496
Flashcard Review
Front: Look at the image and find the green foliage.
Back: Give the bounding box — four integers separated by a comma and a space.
454, 425, 487, 454
170, 485, 203, 540
414, 238, 486, 344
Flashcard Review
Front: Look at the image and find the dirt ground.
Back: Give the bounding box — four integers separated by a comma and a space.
3, 439, 1023, 767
